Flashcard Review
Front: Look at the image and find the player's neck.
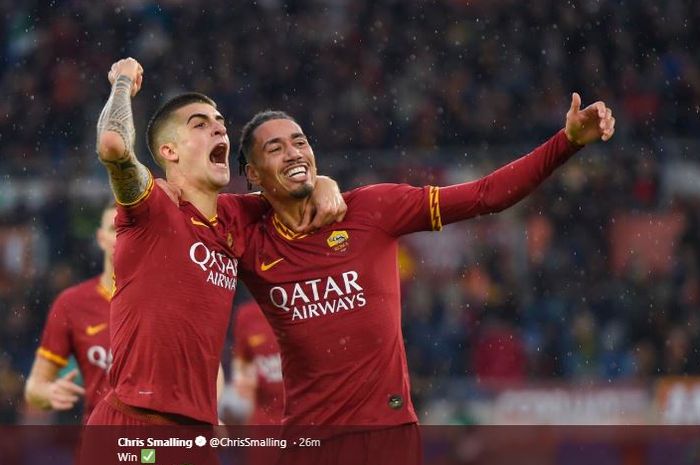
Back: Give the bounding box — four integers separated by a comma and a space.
166, 169, 220, 218
171, 174, 219, 218
181, 188, 218, 219
267, 196, 310, 231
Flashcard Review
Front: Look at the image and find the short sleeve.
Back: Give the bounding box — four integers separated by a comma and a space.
37, 292, 73, 367
347, 183, 441, 236
114, 176, 168, 229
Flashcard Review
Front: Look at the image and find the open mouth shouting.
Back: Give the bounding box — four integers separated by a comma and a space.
209, 142, 229, 169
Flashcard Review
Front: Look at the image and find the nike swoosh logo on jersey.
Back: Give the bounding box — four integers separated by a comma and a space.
260, 258, 285, 271
85, 323, 107, 336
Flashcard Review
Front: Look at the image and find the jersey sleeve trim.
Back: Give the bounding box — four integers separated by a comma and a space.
116, 171, 155, 207
37, 347, 69, 367
429, 186, 442, 231
96, 283, 113, 302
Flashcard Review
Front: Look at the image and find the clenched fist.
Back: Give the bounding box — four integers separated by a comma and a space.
107, 57, 143, 97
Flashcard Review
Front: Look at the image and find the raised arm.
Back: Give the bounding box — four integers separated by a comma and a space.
96, 57, 151, 205
439, 92, 615, 225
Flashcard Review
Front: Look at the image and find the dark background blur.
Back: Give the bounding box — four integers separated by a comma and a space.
1, 0, 700, 426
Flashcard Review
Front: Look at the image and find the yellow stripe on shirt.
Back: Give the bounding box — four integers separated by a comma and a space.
96, 282, 113, 302
429, 186, 442, 231
37, 347, 69, 367
116, 171, 155, 207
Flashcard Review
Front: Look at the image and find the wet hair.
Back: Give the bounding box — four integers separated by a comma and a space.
237, 110, 296, 176
145, 92, 216, 168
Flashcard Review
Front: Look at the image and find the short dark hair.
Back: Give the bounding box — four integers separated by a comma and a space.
237, 110, 296, 174
146, 92, 216, 168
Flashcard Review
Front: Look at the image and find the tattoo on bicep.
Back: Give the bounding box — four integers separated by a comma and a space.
102, 157, 151, 204
96, 75, 136, 157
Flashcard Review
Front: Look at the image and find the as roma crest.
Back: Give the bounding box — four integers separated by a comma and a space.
326, 230, 349, 253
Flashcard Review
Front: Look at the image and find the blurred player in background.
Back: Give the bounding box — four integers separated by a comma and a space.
231, 299, 283, 425
217, 299, 284, 465
24, 203, 116, 422
87, 57, 344, 427
233, 93, 615, 464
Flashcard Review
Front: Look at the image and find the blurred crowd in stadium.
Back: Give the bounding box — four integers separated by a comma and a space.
1, 0, 699, 423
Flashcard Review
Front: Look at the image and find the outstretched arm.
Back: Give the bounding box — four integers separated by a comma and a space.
439, 93, 615, 225
96, 57, 151, 205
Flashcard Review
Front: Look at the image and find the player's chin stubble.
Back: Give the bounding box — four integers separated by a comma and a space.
290, 183, 313, 199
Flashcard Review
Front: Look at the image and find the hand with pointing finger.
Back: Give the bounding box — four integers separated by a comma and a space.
565, 92, 616, 145
48, 368, 85, 410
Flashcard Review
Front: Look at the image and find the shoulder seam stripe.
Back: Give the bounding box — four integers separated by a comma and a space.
116, 171, 155, 207
37, 347, 69, 367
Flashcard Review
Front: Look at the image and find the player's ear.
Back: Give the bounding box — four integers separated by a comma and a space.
159, 143, 178, 163
245, 163, 261, 187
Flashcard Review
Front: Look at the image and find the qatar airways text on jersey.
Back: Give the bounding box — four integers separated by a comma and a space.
267, 270, 367, 321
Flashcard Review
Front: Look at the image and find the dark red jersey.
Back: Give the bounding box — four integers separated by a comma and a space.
109, 176, 267, 424
230, 130, 579, 426
233, 300, 283, 425
37, 276, 112, 419
235, 183, 436, 425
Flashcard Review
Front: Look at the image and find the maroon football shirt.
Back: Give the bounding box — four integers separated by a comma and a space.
236, 183, 436, 425
38, 276, 112, 420
232, 130, 579, 426
109, 177, 267, 424
233, 300, 284, 425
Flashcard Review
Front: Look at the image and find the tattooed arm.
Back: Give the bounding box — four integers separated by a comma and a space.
96, 57, 151, 205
